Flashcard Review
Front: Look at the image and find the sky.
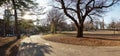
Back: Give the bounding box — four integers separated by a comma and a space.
0, 0, 120, 24
22, 0, 51, 20
103, 5, 120, 24
33, 0, 120, 24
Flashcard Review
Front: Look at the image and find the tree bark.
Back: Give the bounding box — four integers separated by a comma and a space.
76, 22, 83, 37
76, 26, 83, 37
3, 20, 6, 37
12, 0, 20, 39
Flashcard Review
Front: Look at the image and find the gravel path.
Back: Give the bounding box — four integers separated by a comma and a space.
17, 35, 120, 56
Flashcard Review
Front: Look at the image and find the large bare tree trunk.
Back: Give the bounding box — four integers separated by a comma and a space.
50, 21, 57, 34
76, 23, 83, 37
50, 22, 54, 34
77, 27, 83, 37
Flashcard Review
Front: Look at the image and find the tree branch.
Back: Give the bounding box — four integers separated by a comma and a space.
94, 0, 118, 9
76, 0, 82, 25
83, 0, 95, 22
60, 0, 79, 27
87, 15, 93, 23
52, 5, 77, 13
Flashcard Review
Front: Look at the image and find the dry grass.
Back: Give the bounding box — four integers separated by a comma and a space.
63, 30, 120, 34
43, 31, 120, 46
0, 37, 16, 46
84, 30, 120, 34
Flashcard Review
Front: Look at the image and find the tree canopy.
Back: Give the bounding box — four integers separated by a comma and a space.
0, 0, 38, 39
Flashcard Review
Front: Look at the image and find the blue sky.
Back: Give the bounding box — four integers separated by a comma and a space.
103, 5, 120, 24
0, 0, 120, 24
36, 0, 120, 24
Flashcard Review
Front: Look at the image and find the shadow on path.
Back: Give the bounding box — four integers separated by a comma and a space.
0, 39, 19, 56
17, 42, 53, 56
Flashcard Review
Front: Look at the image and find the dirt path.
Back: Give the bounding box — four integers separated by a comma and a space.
17, 35, 120, 56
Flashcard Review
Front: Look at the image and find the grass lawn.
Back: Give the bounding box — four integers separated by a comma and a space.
43, 30, 120, 46
0, 36, 25, 56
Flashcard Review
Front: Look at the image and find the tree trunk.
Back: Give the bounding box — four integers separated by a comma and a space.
51, 22, 57, 34
76, 23, 83, 37
77, 26, 83, 37
12, 0, 20, 39
3, 20, 6, 37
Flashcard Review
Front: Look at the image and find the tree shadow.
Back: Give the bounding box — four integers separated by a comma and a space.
84, 34, 120, 37
9, 39, 21, 56
17, 42, 53, 56
0, 39, 18, 56
82, 36, 120, 41
62, 32, 120, 41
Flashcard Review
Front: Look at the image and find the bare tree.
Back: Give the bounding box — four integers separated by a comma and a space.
116, 21, 120, 31
29, 6, 46, 25
94, 18, 100, 30
47, 8, 65, 34
108, 19, 116, 30
84, 21, 94, 31
99, 18, 105, 29
53, 0, 119, 37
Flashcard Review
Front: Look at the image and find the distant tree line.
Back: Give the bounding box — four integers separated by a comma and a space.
0, 18, 36, 37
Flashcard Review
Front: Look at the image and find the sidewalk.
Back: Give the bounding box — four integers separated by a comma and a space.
17, 35, 120, 56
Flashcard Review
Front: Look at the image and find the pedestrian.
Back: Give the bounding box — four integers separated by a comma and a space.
27, 34, 30, 37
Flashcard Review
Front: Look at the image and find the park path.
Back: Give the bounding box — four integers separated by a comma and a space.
17, 34, 120, 56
